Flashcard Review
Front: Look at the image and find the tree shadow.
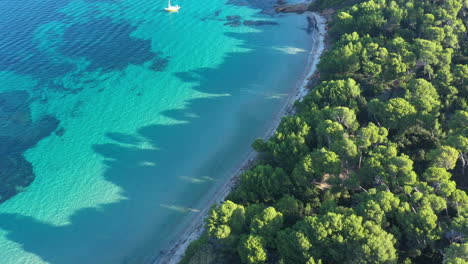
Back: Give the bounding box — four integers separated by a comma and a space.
0, 14, 312, 264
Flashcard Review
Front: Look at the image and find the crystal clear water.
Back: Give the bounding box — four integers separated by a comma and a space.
0, 0, 314, 263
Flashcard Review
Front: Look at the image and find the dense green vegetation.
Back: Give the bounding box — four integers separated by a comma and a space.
182, 0, 468, 263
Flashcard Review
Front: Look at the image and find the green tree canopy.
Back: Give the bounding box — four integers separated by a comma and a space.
232, 165, 289, 203
238, 235, 267, 264
302, 78, 362, 109
368, 98, 416, 130
443, 243, 468, 264
429, 146, 460, 170
405, 78, 440, 114
295, 212, 397, 263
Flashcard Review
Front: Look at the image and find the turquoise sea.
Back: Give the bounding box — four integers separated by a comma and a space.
0, 0, 314, 263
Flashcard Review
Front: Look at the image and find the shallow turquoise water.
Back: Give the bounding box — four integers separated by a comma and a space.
0, 0, 314, 263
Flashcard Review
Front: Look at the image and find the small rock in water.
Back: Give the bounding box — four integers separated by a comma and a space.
55, 127, 65, 137
306, 15, 318, 33
243, 20, 279, 26
149, 57, 169, 72
226, 15, 241, 21
224, 21, 242, 27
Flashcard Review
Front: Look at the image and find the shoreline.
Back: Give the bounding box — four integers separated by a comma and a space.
152, 11, 327, 264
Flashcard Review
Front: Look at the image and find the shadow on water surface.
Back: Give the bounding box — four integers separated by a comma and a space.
0, 14, 312, 264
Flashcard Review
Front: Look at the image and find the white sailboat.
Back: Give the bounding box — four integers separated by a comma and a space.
164, 0, 180, 12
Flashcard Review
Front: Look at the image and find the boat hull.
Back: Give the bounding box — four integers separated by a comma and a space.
164, 7, 180, 12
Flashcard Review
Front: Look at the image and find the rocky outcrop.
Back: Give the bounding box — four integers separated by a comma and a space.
224, 21, 242, 27
275, 3, 308, 14
243, 20, 279, 26
226, 15, 241, 21
307, 15, 319, 31
223, 15, 279, 27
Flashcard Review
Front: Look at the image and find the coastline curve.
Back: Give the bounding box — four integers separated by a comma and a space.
152, 11, 327, 264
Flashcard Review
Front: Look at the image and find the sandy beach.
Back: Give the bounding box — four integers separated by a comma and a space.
152, 11, 327, 264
